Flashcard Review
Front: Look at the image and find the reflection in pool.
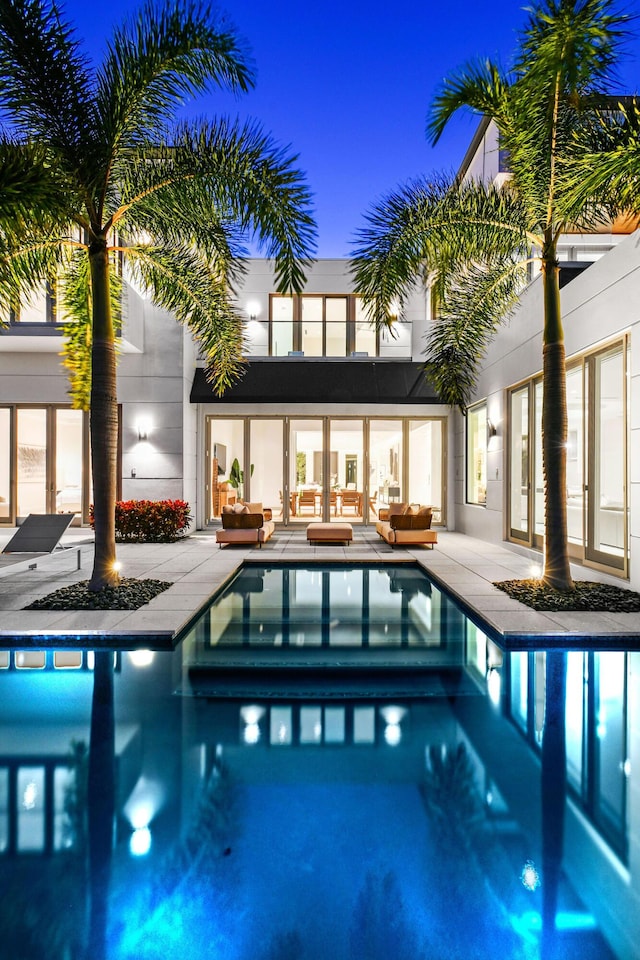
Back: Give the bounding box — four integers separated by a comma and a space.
0, 569, 635, 958
184, 563, 449, 649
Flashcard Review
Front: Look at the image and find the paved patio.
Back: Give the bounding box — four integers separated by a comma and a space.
1, 524, 639, 646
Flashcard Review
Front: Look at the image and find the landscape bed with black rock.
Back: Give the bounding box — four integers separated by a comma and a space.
494, 579, 640, 612
25, 578, 172, 611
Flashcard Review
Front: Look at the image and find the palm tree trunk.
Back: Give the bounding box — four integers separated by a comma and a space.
541, 254, 573, 591
88, 237, 119, 590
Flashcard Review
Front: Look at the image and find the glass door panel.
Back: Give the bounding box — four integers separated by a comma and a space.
370, 420, 403, 516
271, 296, 294, 356
325, 298, 347, 357
566, 365, 585, 548
0, 408, 10, 522
250, 420, 283, 520
300, 297, 323, 356
289, 419, 323, 522
588, 344, 626, 567
208, 418, 245, 519
17, 408, 47, 517
55, 409, 83, 519
330, 419, 363, 523
408, 420, 443, 523
533, 381, 544, 543
355, 299, 376, 355
509, 386, 530, 540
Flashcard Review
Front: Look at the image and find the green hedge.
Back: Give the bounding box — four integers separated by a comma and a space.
90, 499, 192, 542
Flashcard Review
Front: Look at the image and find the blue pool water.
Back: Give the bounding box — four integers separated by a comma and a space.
0, 562, 635, 959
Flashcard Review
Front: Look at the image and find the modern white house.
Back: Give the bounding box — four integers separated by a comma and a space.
1, 118, 638, 588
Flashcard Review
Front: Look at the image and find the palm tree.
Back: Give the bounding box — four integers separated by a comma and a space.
0, 0, 315, 590
569, 96, 640, 208
351, 0, 631, 591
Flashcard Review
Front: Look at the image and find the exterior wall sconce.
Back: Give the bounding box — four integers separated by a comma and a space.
246, 300, 261, 322
487, 418, 498, 440
137, 419, 151, 441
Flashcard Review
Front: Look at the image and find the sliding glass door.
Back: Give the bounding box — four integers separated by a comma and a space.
586, 343, 627, 570
507, 338, 628, 576
205, 415, 447, 526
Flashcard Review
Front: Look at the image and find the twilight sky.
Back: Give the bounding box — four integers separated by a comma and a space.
65, 0, 640, 256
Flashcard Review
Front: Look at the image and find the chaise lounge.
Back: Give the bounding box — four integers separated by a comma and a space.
375, 503, 437, 548
216, 502, 275, 548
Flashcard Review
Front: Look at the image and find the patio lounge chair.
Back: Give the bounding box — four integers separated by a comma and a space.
0, 513, 81, 576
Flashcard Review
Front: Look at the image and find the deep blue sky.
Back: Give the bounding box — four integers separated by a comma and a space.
65, 0, 640, 256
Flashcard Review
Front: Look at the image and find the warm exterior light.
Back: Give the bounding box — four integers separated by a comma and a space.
136, 418, 151, 441
246, 299, 261, 320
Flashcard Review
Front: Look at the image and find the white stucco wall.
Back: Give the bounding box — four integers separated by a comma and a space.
119, 286, 186, 503
453, 229, 640, 587
237, 258, 429, 359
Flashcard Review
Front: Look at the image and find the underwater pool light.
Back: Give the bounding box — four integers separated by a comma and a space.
384, 723, 402, 746
130, 827, 152, 857
244, 722, 260, 745
521, 859, 541, 891
128, 649, 155, 668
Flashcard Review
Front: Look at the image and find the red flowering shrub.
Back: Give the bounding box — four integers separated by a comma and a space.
89, 499, 192, 542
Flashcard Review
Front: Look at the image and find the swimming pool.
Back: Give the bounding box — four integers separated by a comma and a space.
0, 563, 636, 958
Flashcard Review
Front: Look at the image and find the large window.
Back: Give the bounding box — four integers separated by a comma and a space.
205, 415, 446, 525
269, 295, 378, 357
507, 337, 628, 575
466, 403, 487, 505
0, 405, 89, 524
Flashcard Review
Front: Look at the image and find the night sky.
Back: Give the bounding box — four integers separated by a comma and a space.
63, 0, 640, 256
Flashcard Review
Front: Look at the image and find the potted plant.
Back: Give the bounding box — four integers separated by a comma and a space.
228, 458, 254, 501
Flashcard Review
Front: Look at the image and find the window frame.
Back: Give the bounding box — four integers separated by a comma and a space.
466, 401, 488, 506
268, 294, 380, 357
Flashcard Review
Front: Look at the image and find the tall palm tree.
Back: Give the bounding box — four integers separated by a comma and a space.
0, 0, 315, 590
351, 0, 631, 591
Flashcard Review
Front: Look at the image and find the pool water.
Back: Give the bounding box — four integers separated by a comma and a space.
0, 563, 636, 959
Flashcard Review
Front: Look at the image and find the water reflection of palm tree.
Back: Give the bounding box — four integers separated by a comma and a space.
541, 650, 567, 960
87, 651, 115, 960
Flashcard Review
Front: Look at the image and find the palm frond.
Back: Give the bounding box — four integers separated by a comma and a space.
517, 0, 632, 94
0, 233, 69, 317
125, 244, 246, 394
423, 256, 528, 411
567, 98, 640, 212
427, 58, 510, 146
126, 119, 316, 292
95, 0, 254, 164
0, 0, 92, 160
0, 139, 74, 231
351, 176, 534, 329
114, 148, 248, 285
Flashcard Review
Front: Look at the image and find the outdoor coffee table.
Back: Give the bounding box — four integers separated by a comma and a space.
306, 522, 353, 545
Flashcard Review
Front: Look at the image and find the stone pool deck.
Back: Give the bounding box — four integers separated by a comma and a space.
1, 525, 639, 647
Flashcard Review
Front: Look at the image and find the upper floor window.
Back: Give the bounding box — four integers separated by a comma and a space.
8, 226, 122, 324
270, 295, 378, 357
9, 279, 77, 324
466, 402, 487, 505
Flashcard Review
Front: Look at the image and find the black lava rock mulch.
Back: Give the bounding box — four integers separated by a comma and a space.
494, 578, 640, 612
25, 578, 172, 611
